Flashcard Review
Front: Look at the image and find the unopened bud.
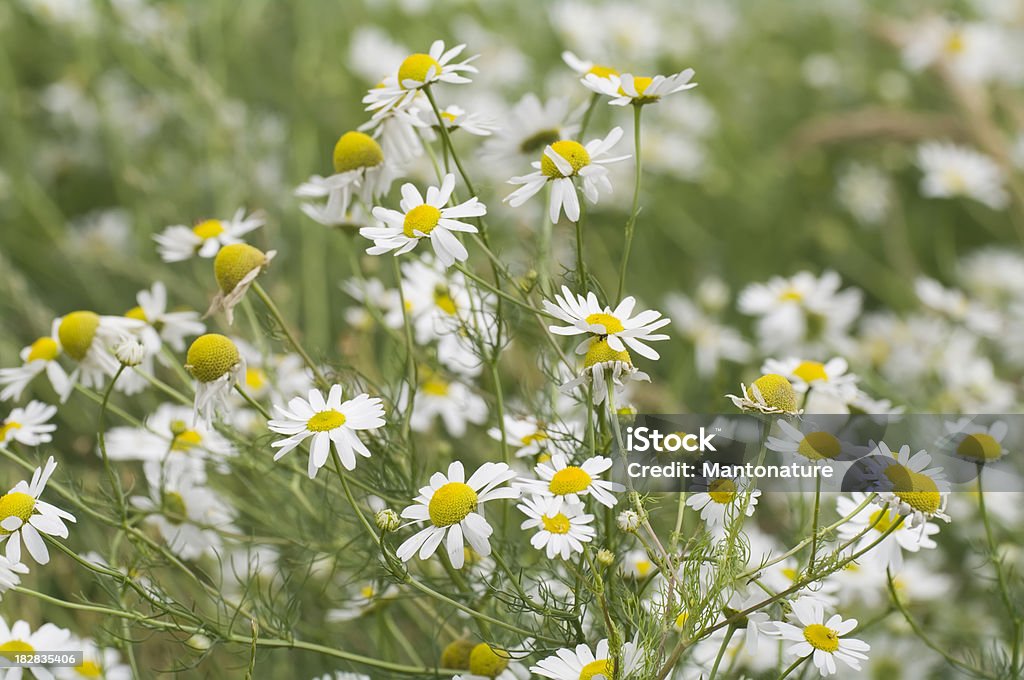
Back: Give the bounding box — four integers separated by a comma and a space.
375, 508, 401, 533
617, 510, 641, 532
114, 337, 146, 366
596, 548, 615, 567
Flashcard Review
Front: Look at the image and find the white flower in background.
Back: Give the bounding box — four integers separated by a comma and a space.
561, 51, 619, 79
727, 374, 801, 415
620, 548, 657, 579
544, 286, 671, 360
396, 461, 518, 569
914, 277, 1001, 337
57, 637, 132, 680
582, 69, 697, 106
126, 281, 205, 352
326, 580, 399, 622
686, 476, 760, 532
184, 334, 245, 423
869, 442, 951, 527
835, 162, 892, 227
531, 637, 641, 680
417, 103, 497, 136
104, 403, 236, 471
836, 493, 939, 571
399, 370, 487, 437
761, 357, 858, 401
215, 544, 282, 597
268, 385, 386, 478
560, 337, 651, 405
1, 456, 76, 565
959, 248, 1024, 307
942, 417, 1009, 464
342, 277, 401, 330
760, 555, 839, 608
517, 495, 595, 559
132, 458, 236, 560
364, 41, 478, 117
517, 453, 623, 507
901, 16, 1018, 84
52, 311, 145, 391
1, 401, 57, 446
312, 673, 370, 680
359, 106, 426, 169
505, 127, 629, 223
488, 414, 580, 460
0, 556, 28, 599
0, 618, 72, 677
153, 208, 264, 262
664, 291, 751, 378
768, 597, 870, 676
767, 419, 854, 467
916, 142, 1008, 210
363, 174, 485, 267
346, 26, 408, 84
0, 336, 73, 403
481, 94, 580, 167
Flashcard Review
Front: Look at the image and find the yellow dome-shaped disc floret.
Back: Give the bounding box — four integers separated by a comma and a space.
708, 478, 737, 504
748, 374, 798, 413
798, 432, 842, 460
333, 131, 385, 174
793, 360, 828, 383
403, 204, 442, 238
186, 334, 240, 383
26, 337, 60, 363
440, 639, 475, 670
583, 338, 632, 369
398, 53, 441, 87
580, 659, 614, 680
0, 640, 35, 657
957, 433, 1003, 462
584, 312, 625, 334
467, 643, 511, 678
540, 140, 591, 178
192, 219, 225, 240
214, 244, 267, 294
58, 311, 100, 361
548, 466, 592, 495
803, 623, 840, 653
428, 482, 478, 527
0, 492, 36, 536
541, 513, 572, 534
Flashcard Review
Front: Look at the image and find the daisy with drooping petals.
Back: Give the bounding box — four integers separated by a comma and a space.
0, 618, 72, 679
153, 208, 264, 263
768, 597, 871, 676
560, 337, 651, 406
268, 385, 386, 478
505, 127, 629, 224
942, 417, 1009, 464
52, 310, 145, 391
0, 555, 28, 599
544, 286, 671, 360
868, 442, 951, 527
0, 337, 72, 403
363, 40, 478, 117
104, 403, 237, 472
531, 637, 642, 680
727, 374, 802, 415
835, 492, 939, 571
583, 69, 697, 106
518, 495, 595, 559
206, 243, 276, 324
184, 334, 246, 423
1, 401, 57, 447
452, 641, 532, 680
517, 453, 623, 508
1, 456, 76, 565
363, 174, 485, 267
396, 461, 519, 569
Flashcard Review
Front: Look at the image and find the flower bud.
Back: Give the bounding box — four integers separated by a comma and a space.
114, 337, 146, 367
596, 548, 615, 566
375, 508, 401, 533
617, 510, 641, 533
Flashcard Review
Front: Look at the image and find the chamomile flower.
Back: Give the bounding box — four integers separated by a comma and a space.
943, 417, 1009, 464
836, 493, 939, 571
399, 369, 487, 437
505, 127, 629, 224
296, 131, 395, 228
358, 105, 426, 168
488, 415, 580, 460
419, 104, 497, 137
916, 142, 1008, 210
517, 453, 623, 508
561, 51, 619, 78
452, 642, 531, 680
52, 311, 145, 390
0, 618, 72, 680
686, 476, 760, 532
1, 401, 57, 447
154, 208, 264, 262
1, 456, 76, 565
531, 637, 641, 680
560, 337, 651, 405
582, 69, 697, 106
125, 281, 205, 352
869, 442, 951, 527
0, 337, 72, 403
727, 374, 802, 415
363, 174, 485, 267
363, 41, 479, 117
481, 94, 580, 167
57, 638, 131, 680
326, 581, 399, 622
396, 461, 519, 569
761, 358, 855, 394
620, 548, 658, 579
768, 597, 870, 676
268, 385, 386, 479
184, 334, 246, 423
205, 243, 276, 324
767, 419, 853, 466
313, 673, 370, 680
0, 556, 28, 599
544, 286, 671, 359
104, 403, 236, 470
518, 495, 595, 559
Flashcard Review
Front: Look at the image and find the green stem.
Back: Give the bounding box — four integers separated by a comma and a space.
978, 466, 1022, 674
707, 624, 736, 680
616, 103, 644, 300
251, 281, 328, 388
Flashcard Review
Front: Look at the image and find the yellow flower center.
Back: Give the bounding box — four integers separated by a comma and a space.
583, 338, 632, 369
185, 333, 240, 383
541, 140, 591, 177
748, 374, 798, 412
58, 310, 100, 361
468, 643, 511, 678
307, 410, 347, 432
619, 75, 653, 96
171, 429, 203, 452
884, 465, 942, 514
945, 31, 965, 54
428, 482, 478, 527
398, 53, 442, 86
26, 337, 60, 362
584, 312, 625, 334
708, 478, 737, 504
579, 658, 613, 680
0, 491, 35, 536
797, 431, 841, 460
782, 567, 799, 582
0, 422, 21, 442
803, 623, 840, 653
0, 640, 34, 659
519, 128, 561, 154
333, 131, 384, 174
634, 559, 652, 576
541, 513, 572, 534
359, 584, 376, 599
124, 305, 148, 322
587, 65, 619, 78
245, 367, 267, 391
674, 611, 689, 630
440, 639, 475, 670
522, 431, 548, 445
433, 286, 457, 315
779, 287, 803, 302
549, 466, 592, 495
957, 433, 1003, 462
192, 219, 225, 240
214, 243, 267, 294
75, 660, 104, 677
537, 452, 552, 464
163, 491, 187, 523
793, 360, 828, 383
869, 508, 898, 533
403, 204, 442, 238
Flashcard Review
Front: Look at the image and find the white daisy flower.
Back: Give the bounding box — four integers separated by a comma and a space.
131, 458, 236, 560
531, 637, 642, 680
620, 548, 658, 579
153, 208, 264, 262
517, 453, 623, 508
766, 419, 855, 467
560, 337, 651, 406
0, 618, 72, 679
942, 417, 1009, 464
52, 311, 145, 391
561, 51, 619, 79
398, 370, 487, 437
363, 174, 485, 267
768, 597, 870, 676
452, 642, 532, 680
761, 357, 855, 394
760, 555, 839, 608
419, 104, 497, 137
325, 580, 399, 622
582, 69, 697, 106
0, 337, 72, 403
0, 456, 76, 565
836, 493, 939, 571
916, 142, 1008, 210
914, 277, 1002, 337
726, 374, 802, 415
835, 162, 892, 227
126, 282, 205, 352
686, 476, 760, 532
184, 334, 246, 424
358, 104, 427, 168
363, 40, 478, 117
268, 385, 386, 478
57, 637, 132, 680
488, 414, 581, 460
1, 401, 57, 447
505, 127, 630, 224
0, 555, 28, 599
544, 286, 671, 360
517, 495, 595, 559
869, 442, 951, 527
104, 403, 236, 471
396, 461, 519, 569
481, 94, 580, 168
